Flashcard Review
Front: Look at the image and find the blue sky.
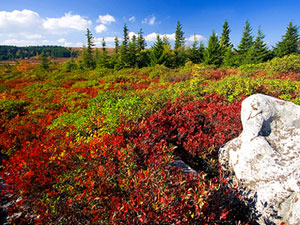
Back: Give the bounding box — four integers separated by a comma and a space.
1, 0, 300, 48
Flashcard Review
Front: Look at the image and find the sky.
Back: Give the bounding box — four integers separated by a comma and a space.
1, 0, 300, 48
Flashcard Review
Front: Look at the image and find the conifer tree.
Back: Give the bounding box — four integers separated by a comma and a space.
174, 21, 185, 50
189, 35, 202, 64
128, 35, 137, 67
137, 29, 146, 52
274, 21, 300, 57
149, 34, 166, 66
249, 27, 270, 63
204, 31, 221, 66
82, 28, 96, 69
236, 20, 254, 64
220, 20, 231, 49
222, 46, 236, 67
114, 37, 120, 53
120, 24, 130, 66
102, 37, 107, 54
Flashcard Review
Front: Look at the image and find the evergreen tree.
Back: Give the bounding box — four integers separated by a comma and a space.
220, 20, 231, 49
222, 46, 237, 67
236, 20, 254, 64
114, 37, 120, 53
137, 29, 146, 52
162, 35, 171, 47
174, 21, 185, 50
128, 35, 137, 67
149, 34, 166, 66
249, 27, 270, 63
274, 21, 300, 57
189, 35, 202, 64
83, 28, 96, 69
102, 37, 107, 54
120, 24, 130, 67
204, 31, 221, 66
39, 51, 49, 70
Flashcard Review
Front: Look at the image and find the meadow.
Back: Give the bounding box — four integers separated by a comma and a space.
1, 55, 300, 224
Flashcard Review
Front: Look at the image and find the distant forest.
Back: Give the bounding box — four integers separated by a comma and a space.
0, 46, 78, 60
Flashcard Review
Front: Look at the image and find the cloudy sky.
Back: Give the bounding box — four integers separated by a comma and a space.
1, 0, 300, 48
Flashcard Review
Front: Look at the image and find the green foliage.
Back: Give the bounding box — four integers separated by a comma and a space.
204, 31, 222, 66
175, 21, 185, 50
148, 64, 170, 79
248, 27, 270, 64
220, 19, 231, 57
274, 21, 300, 57
236, 20, 254, 65
149, 34, 168, 66
267, 54, 300, 73
0, 99, 28, 119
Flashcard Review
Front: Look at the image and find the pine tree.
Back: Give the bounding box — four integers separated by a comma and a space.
39, 51, 49, 70
128, 35, 137, 67
149, 34, 166, 66
222, 46, 236, 67
137, 29, 146, 52
220, 20, 231, 49
120, 24, 130, 66
102, 37, 107, 54
174, 21, 185, 50
249, 26, 270, 63
83, 28, 96, 69
204, 31, 221, 66
236, 20, 254, 64
274, 21, 300, 57
189, 35, 202, 64
114, 37, 120, 53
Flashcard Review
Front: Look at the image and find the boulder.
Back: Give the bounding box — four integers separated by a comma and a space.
219, 94, 300, 225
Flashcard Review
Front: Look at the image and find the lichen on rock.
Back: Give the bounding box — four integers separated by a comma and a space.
219, 94, 300, 225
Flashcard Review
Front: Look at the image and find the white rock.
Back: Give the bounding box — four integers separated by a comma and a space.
219, 94, 300, 225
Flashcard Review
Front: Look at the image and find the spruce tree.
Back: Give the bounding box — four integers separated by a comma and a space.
189, 35, 201, 64
149, 34, 166, 66
249, 27, 270, 63
236, 20, 254, 64
128, 35, 137, 67
114, 37, 120, 53
83, 28, 96, 69
174, 21, 185, 50
204, 31, 221, 66
120, 24, 130, 67
102, 37, 107, 54
220, 20, 231, 49
137, 29, 146, 52
274, 21, 300, 57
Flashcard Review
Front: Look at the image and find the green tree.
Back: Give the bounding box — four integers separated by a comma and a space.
220, 20, 231, 49
120, 24, 130, 67
39, 51, 49, 70
204, 31, 221, 66
97, 38, 108, 68
149, 34, 167, 66
274, 21, 300, 57
128, 35, 137, 67
222, 46, 237, 67
137, 29, 146, 52
248, 26, 270, 63
236, 20, 254, 64
188, 35, 203, 64
174, 21, 185, 50
82, 28, 96, 69
114, 37, 120, 53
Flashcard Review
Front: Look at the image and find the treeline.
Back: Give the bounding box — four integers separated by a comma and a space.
0, 45, 77, 61
76, 20, 300, 70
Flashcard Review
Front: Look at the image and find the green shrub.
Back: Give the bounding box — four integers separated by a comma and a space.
0, 99, 28, 119
267, 54, 300, 73
149, 64, 169, 79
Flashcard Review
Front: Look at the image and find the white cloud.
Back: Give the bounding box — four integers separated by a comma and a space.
0, 9, 43, 36
95, 24, 107, 33
1, 39, 38, 46
129, 16, 136, 22
145, 32, 158, 42
145, 32, 175, 42
97, 14, 116, 25
142, 15, 156, 25
43, 12, 91, 33
186, 34, 206, 42
57, 38, 66, 43
128, 31, 138, 39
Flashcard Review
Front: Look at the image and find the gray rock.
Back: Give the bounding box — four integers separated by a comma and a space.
219, 94, 300, 225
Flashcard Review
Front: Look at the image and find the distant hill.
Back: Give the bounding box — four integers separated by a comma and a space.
0, 45, 78, 61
